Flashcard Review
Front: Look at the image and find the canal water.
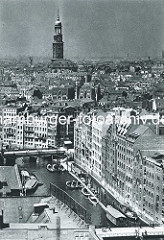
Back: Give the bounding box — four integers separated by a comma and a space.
14, 156, 161, 240
20, 156, 110, 228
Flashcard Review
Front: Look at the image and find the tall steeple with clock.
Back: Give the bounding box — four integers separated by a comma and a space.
50, 10, 78, 72
53, 11, 64, 59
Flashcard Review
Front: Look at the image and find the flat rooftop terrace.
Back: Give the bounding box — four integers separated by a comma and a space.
0, 196, 43, 223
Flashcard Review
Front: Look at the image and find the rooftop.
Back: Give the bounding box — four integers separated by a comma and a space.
0, 165, 22, 191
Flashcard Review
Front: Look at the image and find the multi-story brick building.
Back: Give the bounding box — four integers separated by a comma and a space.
2, 108, 56, 149
132, 150, 164, 224
74, 107, 164, 224
74, 112, 93, 174
24, 115, 48, 149
2, 107, 18, 146
74, 110, 112, 180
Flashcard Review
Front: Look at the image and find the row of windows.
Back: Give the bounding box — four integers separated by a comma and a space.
94, 160, 101, 170
35, 128, 47, 132
144, 180, 154, 189
92, 128, 101, 136
144, 202, 154, 211
117, 171, 125, 180
25, 138, 46, 142
125, 185, 131, 193
126, 149, 133, 156
118, 152, 125, 160
92, 151, 101, 161
92, 135, 101, 144
145, 161, 154, 169
118, 161, 125, 170
126, 176, 133, 184
17, 131, 23, 134
145, 170, 154, 179
4, 136, 15, 139
25, 142, 47, 147
25, 127, 47, 131
117, 145, 126, 152
144, 189, 154, 198
126, 165, 133, 174
17, 136, 23, 140
93, 143, 101, 152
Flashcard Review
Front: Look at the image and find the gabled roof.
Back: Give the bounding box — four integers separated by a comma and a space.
127, 125, 149, 138
134, 134, 164, 153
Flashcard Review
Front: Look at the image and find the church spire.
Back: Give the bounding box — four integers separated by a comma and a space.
57, 7, 60, 21
52, 7, 63, 59
55, 7, 62, 27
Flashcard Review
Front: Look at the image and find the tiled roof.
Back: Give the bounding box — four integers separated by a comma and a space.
127, 125, 149, 137
134, 135, 164, 153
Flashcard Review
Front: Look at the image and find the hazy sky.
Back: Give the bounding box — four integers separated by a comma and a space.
0, 0, 164, 60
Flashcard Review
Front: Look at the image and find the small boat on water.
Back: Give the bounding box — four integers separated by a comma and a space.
123, 209, 138, 220
81, 187, 90, 197
53, 164, 59, 171
75, 181, 82, 189
66, 180, 82, 190
47, 164, 54, 172
66, 181, 71, 188
119, 205, 138, 220
66, 180, 76, 190
59, 165, 65, 172
88, 196, 98, 206
24, 176, 38, 192
106, 205, 126, 226
91, 188, 98, 196
47, 164, 66, 172
125, 211, 138, 219
80, 177, 86, 184
71, 180, 77, 189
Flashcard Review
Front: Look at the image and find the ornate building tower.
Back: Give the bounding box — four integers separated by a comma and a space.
53, 13, 64, 59
51, 11, 77, 71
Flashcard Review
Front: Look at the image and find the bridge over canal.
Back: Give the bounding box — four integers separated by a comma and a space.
3, 148, 66, 157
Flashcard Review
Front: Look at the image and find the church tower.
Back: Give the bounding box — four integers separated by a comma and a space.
52, 12, 64, 59
51, 10, 77, 71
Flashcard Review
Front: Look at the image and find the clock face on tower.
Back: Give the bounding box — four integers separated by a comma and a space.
54, 35, 62, 42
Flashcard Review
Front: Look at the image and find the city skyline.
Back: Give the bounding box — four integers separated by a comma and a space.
0, 0, 164, 60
